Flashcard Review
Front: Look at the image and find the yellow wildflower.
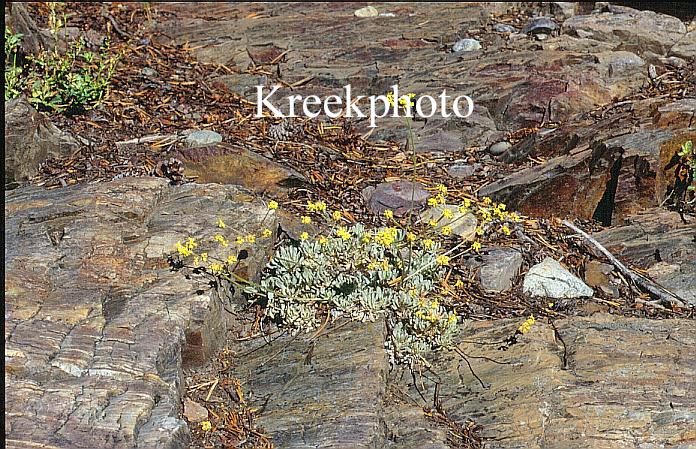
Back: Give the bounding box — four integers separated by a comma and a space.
367, 261, 378, 270
427, 197, 438, 207
214, 234, 229, 247
227, 255, 238, 264
428, 219, 438, 228
509, 212, 521, 222
235, 236, 245, 245
441, 226, 452, 236
482, 196, 492, 205
267, 200, 279, 210
472, 241, 482, 252
318, 236, 329, 245
200, 252, 208, 262
435, 184, 448, 195
406, 232, 417, 242
175, 241, 193, 257
301, 216, 312, 224
336, 228, 351, 240
331, 211, 342, 221
380, 259, 390, 270
361, 234, 371, 243
498, 203, 506, 211
315, 200, 327, 212
436, 254, 450, 266
422, 239, 434, 249
517, 315, 535, 334
442, 209, 454, 219
262, 228, 273, 238
458, 205, 470, 214
245, 234, 256, 244
462, 198, 472, 208
193, 255, 200, 266
300, 232, 309, 241
216, 218, 226, 229
475, 227, 484, 236
454, 279, 464, 288
383, 209, 394, 220
201, 420, 212, 432
448, 314, 457, 324
209, 262, 224, 274
185, 237, 197, 250
501, 225, 511, 236
436, 194, 446, 204
306, 200, 318, 212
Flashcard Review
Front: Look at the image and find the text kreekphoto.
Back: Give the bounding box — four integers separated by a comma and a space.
256, 84, 475, 127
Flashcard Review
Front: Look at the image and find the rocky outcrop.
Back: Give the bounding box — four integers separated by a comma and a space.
5, 178, 277, 448
5, 97, 79, 188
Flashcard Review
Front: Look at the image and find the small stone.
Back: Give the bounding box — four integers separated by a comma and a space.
354, 6, 378, 18
185, 130, 223, 148
488, 141, 511, 156
363, 180, 430, 216
419, 204, 477, 240
584, 260, 614, 288
452, 38, 482, 52
535, 33, 549, 41
447, 163, 478, 179
478, 248, 524, 293
183, 398, 208, 423
493, 23, 517, 33
141, 67, 158, 78
523, 257, 594, 299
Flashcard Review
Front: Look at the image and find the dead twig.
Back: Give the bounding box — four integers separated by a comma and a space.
562, 220, 687, 309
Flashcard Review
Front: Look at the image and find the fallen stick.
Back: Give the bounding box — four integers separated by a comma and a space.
561, 220, 687, 309
115, 134, 181, 147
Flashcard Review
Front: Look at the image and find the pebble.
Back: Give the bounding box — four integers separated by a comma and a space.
452, 38, 482, 52
488, 141, 511, 156
354, 6, 379, 18
141, 67, 158, 78
523, 257, 594, 299
183, 398, 209, 423
447, 163, 478, 179
493, 23, 517, 33
419, 204, 477, 240
185, 130, 223, 148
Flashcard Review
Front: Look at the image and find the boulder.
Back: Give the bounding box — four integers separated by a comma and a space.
362, 180, 431, 216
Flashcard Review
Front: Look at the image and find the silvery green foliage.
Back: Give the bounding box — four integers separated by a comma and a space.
245, 224, 460, 367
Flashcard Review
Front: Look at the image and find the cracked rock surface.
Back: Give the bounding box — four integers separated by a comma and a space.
5, 178, 277, 448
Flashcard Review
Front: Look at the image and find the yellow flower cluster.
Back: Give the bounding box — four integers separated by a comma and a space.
175, 237, 197, 257
436, 254, 450, 266
386, 91, 416, 109
306, 200, 327, 212
201, 420, 212, 431
375, 227, 398, 247
335, 228, 351, 240
517, 315, 535, 334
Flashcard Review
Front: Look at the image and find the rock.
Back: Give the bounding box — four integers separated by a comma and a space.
478, 248, 524, 293
363, 180, 431, 216
584, 260, 615, 288
488, 141, 511, 156
183, 398, 209, 423
5, 96, 79, 188
493, 23, 517, 33
535, 33, 549, 41
669, 30, 696, 59
522, 16, 558, 35
419, 204, 477, 240
550, 2, 577, 19
141, 67, 158, 78
447, 163, 478, 179
354, 6, 379, 18
452, 38, 482, 52
5, 177, 279, 448
391, 315, 696, 448
562, 9, 687, 54
523, 257, 594, 298
171, 142, 306, 197
648, 261, 696, 307
595, 50, 645, 76
185, 130, 223, 148
230, 320, 389, 448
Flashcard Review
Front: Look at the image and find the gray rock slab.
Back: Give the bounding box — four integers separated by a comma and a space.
5, 178, 277, 448
390, 315, 696, 448
420, 204, 478, 240
523, 257, 594, 298
230, 320, 389, 448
